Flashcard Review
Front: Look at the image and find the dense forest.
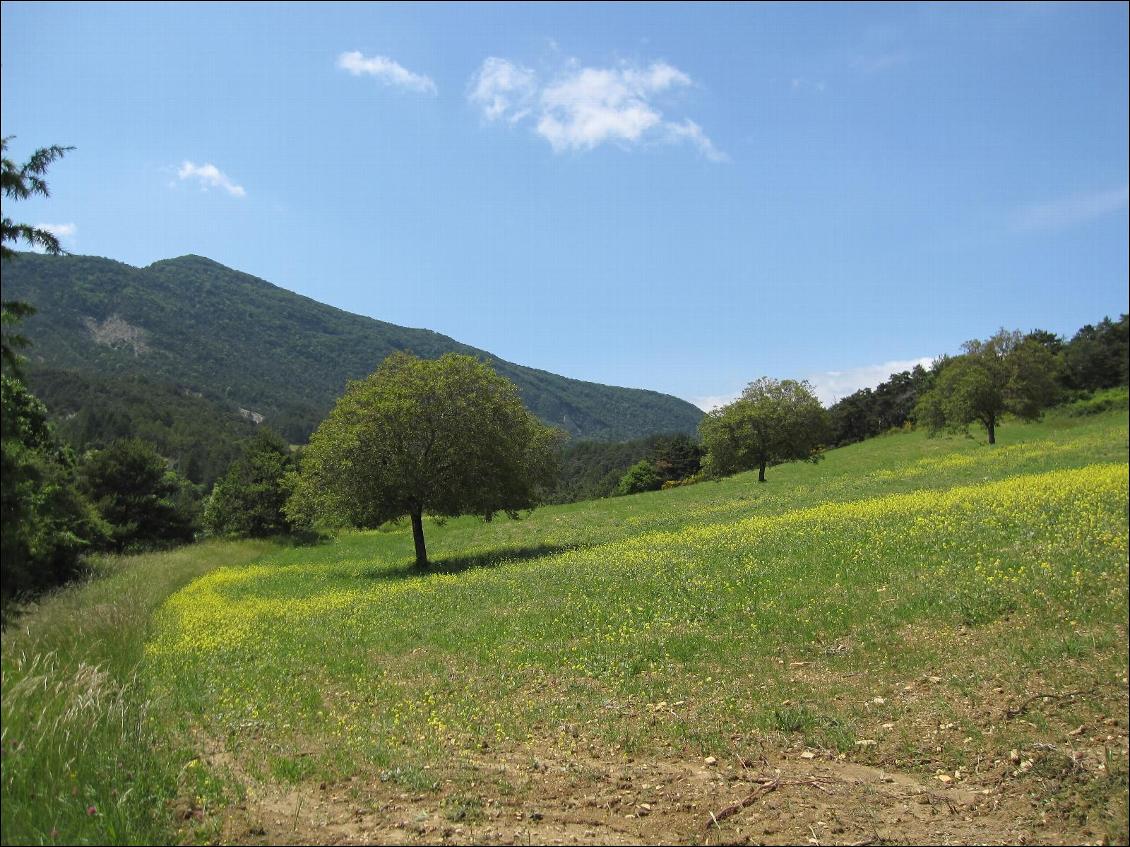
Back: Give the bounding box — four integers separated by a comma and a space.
27, 367, 259, 487
4, 252, 704, 444
826, 315, 1129, 447
548, 432, 704, 502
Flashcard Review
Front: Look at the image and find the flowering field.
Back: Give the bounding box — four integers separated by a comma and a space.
147, 462, 1127, 753
4, 407, 1128, 844
146, 409, 1128, 843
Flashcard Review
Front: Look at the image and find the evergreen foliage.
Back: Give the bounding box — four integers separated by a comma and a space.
27, 366, 259, 487
1061, 315, 1129, 392
615, 460, 662, 496
1, 374, 107, 603
78, 439, 196, 552
0, 137, 73, 258
549, 432, 703, 502
287, 353, 562, 566
0, 136, 110, 606
828, 365, 935, 447
611, 433, 705, 496
202, 429, 298, 538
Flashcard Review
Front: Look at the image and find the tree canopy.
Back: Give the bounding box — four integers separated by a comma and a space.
699, 377, 829, 482
1061, 315, 1129, 392
828, 364, 935, 447
615, 459, 662, 496
1, 373, 107, 605
203, 428, 298, 538
914, 329, 1060, 444
286, 352, 562, 566
1, 136, 73, 260
2, 137, 73, 375
0, 137, 109, 609
78, 438, 195, 552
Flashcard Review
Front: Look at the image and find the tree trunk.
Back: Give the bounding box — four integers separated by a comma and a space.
986, 417, 996, 445
410, 509, 428, 567
758, 459, 767, 483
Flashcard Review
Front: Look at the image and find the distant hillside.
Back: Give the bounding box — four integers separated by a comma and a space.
26, 367, 260, 486
4, 252, 703, 443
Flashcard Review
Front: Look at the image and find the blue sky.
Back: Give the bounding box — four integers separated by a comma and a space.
2, 2, 1127, 409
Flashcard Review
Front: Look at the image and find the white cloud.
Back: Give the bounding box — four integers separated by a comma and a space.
468, 56, 725, 161
691, 357, 934, 412
176, 161, 246, 197
25, 222, 76, 252
690, 390, 742, 413
665, 118, 729, 163
805, 357, 934, 406
337, 50, 437, 95
537, 61, 686, 152
36, 222, 76, 239
1015, 185, 1129, 232
468, 57, 537, 123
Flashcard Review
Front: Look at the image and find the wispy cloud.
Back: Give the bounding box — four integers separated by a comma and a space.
1015, 185, 1129, 232
849, 21, 910, 75
691, 356, 934, 412
468, 57, 537, 123
661, 118, 729, 163
806, 357, 934, 406
850, 50, 909, 74
337, 51, 437, 95
690, 390, 742, 413
176, 161, 246, 198
790, 77, 827, 93
36, 222, 76, 239
469, 56, 725, 162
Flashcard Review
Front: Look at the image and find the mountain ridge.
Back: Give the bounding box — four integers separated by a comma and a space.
4, 251, 703, 444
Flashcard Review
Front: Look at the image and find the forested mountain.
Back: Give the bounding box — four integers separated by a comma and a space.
4, 252, 703, 445
27, 367, 259, 486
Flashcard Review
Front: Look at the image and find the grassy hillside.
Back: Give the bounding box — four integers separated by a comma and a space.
2, 406, 1126, 845
4, 252, 704, 443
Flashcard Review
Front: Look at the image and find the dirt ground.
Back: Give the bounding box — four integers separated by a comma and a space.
203, 727, 1128, 846
190, 629, 1130, 846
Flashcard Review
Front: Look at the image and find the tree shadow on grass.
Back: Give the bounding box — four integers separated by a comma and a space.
352, 543, 580, 583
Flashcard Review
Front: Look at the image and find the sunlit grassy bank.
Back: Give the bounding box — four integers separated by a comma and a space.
1, 540, 275, 845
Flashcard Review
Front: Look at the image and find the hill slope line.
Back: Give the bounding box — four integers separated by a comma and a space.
4, 252, 704, 443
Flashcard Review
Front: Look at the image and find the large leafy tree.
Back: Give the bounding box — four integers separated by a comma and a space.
700, 377, 829, 482
914, 329, 1059, 444
287, 353, 562, 566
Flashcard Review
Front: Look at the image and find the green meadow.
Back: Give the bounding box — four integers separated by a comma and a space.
3, 404, 1128, 845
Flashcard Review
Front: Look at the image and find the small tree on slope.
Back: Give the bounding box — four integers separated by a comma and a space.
914, 329, 1059, 445
699, 377, 829, 482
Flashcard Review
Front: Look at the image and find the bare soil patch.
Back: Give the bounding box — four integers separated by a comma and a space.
203, 731, 1126, 846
